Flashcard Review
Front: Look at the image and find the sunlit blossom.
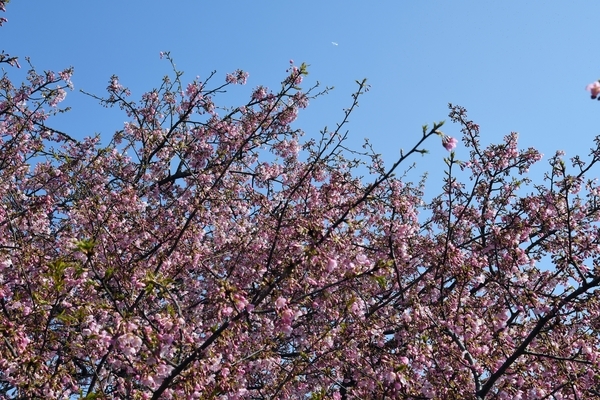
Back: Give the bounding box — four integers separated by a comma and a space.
442, 135, 458, 151
587, 81, 600, 99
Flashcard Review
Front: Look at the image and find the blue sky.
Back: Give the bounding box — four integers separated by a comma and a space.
2, 1, 600, 194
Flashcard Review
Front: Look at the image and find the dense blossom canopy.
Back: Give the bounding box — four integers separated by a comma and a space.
3, 3, 600, 399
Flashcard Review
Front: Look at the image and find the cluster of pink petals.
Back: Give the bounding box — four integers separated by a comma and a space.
442, 135, 459, 151
586, 81, 600, 100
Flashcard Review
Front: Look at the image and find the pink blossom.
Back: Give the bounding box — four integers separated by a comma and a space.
355, 254, 369, 265
275, 296, 287, 310
225, 69, 248, 85
222, 306, 234, 317
59, 68, 73, 82
326, 258, 338, 272
442, 135, 458, 151
587, 81, 600, 99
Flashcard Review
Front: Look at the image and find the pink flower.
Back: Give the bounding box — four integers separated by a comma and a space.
326, 258, 338, 272
225, 69, 249, 85
275, 296, 287, 309
587, 81, 600, 99
442, 136, 458, 151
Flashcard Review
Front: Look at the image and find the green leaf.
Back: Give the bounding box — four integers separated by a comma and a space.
75, 239, 95, 256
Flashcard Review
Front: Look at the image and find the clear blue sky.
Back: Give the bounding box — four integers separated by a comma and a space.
2, 1, 599, 192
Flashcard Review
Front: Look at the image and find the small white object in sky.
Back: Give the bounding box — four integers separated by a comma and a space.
331, 42, 338, 46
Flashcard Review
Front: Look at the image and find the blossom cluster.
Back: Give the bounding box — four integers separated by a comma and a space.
4, 17, 600, 396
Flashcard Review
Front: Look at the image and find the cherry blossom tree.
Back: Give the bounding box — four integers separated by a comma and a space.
4, 3, 600, 398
